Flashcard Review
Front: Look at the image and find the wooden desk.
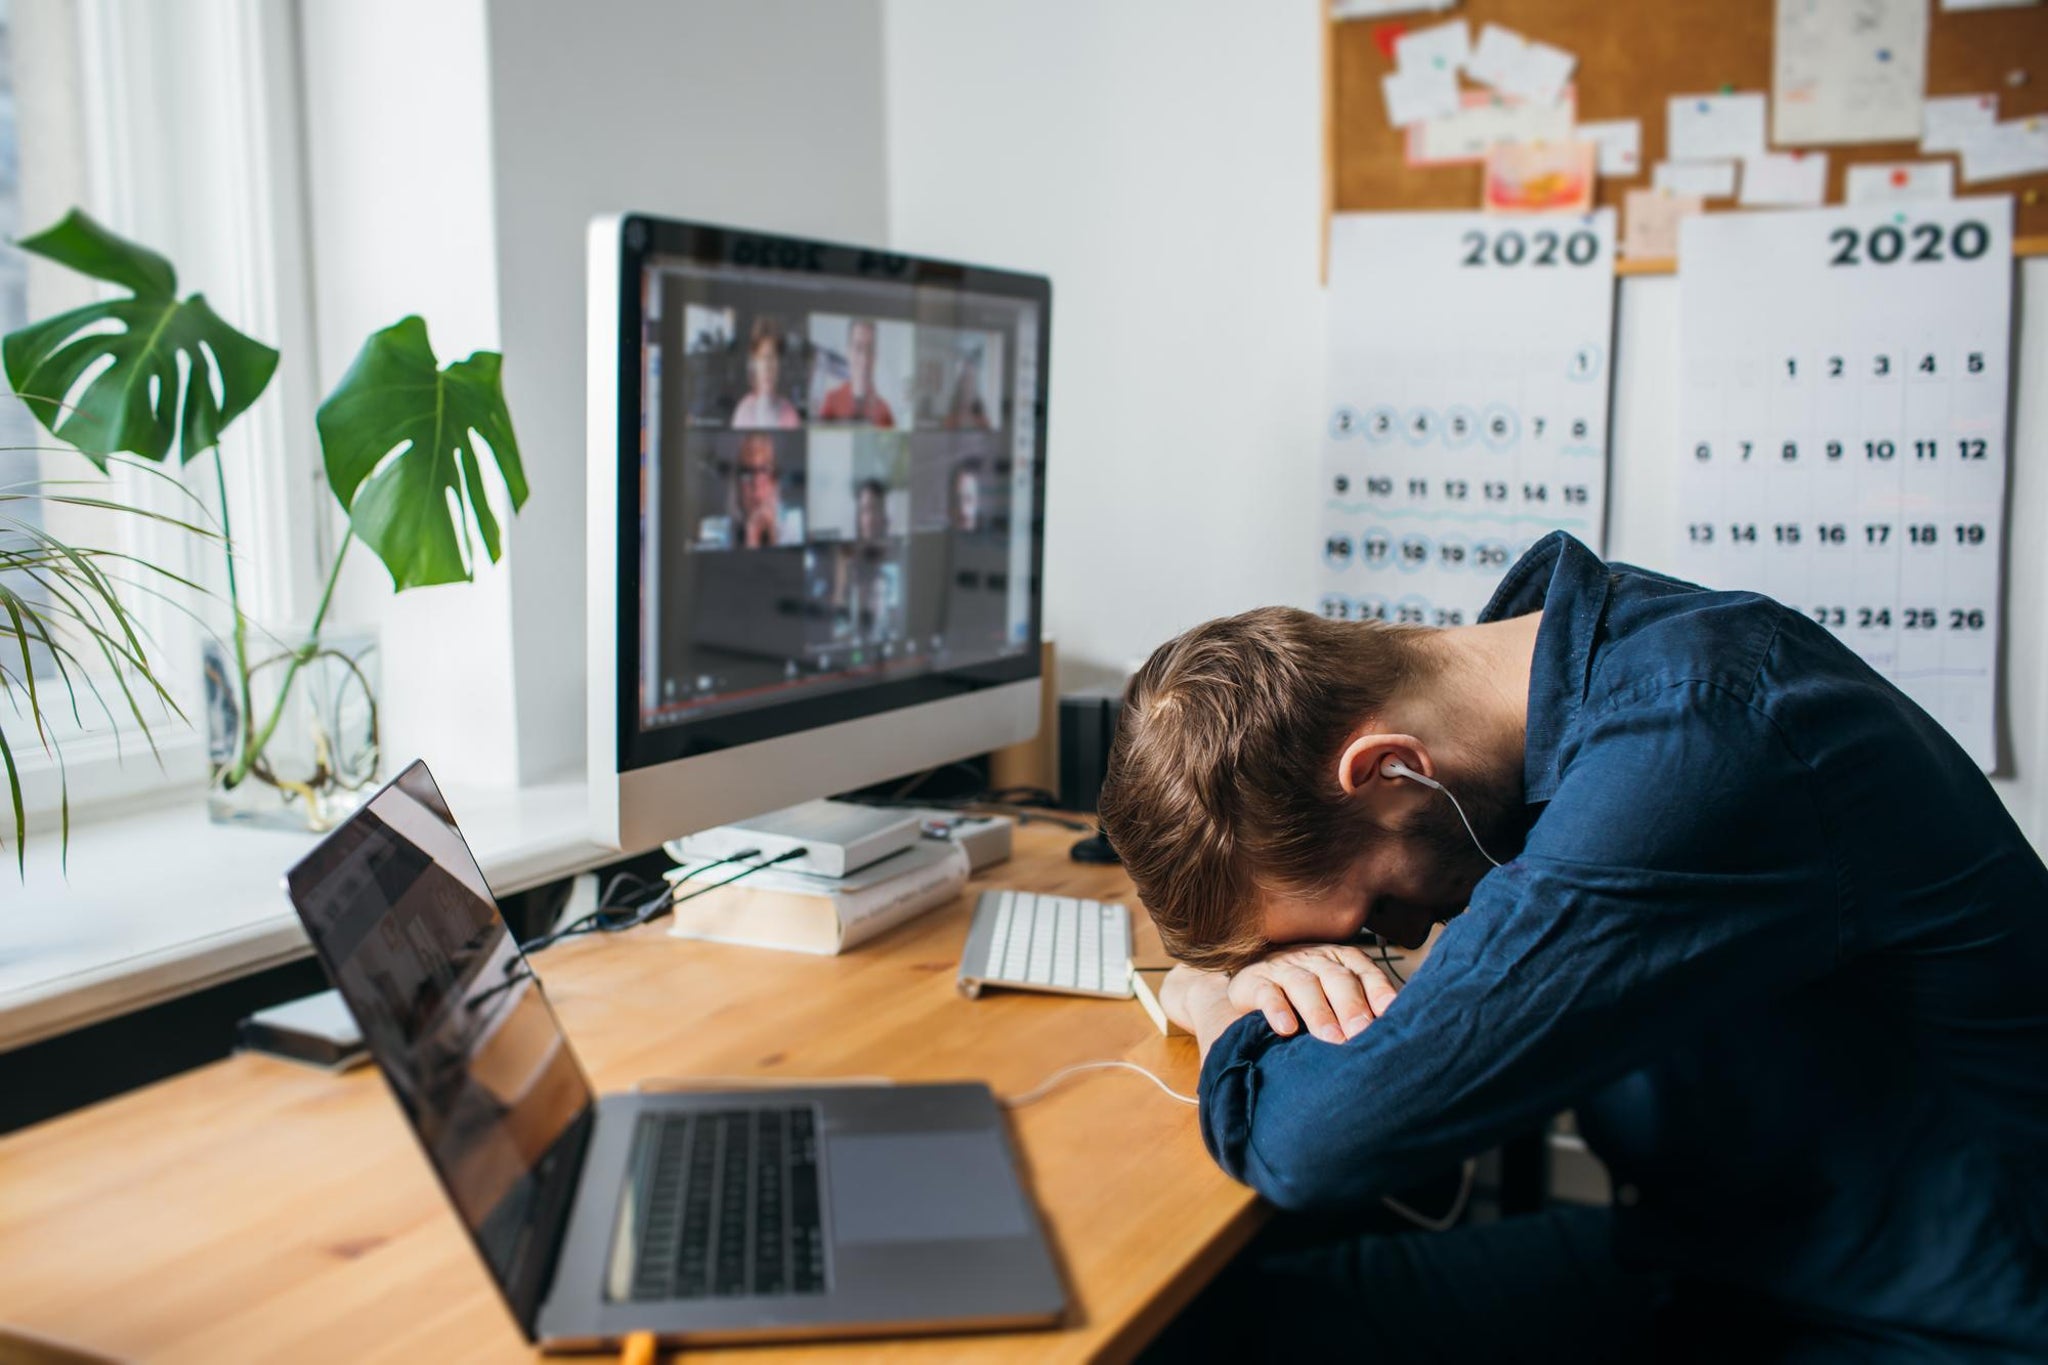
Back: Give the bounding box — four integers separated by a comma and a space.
0, 824, 1264, 1363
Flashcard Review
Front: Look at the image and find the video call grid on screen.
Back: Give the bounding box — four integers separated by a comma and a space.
636, 254, 1040, 733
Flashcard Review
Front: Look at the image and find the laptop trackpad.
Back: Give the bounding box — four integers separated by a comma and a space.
827, 1131, 1030, 1244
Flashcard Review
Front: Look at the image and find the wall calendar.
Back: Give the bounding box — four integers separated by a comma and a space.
1672, 197, 2012, 769
1319, 210, 1618, 630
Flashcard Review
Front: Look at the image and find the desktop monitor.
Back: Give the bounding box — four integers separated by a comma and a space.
587, 214, 1050, 852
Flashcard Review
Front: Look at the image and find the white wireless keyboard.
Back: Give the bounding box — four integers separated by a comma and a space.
957, 889, 1134, 1000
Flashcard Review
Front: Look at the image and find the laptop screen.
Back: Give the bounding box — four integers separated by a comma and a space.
285, 761, 594, 1338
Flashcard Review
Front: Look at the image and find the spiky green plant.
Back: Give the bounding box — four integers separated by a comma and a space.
0, 452, 219, 870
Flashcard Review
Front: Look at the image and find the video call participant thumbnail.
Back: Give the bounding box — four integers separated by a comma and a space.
914, 327, 1003, 431
693, 432, 805, 550
731, 315, 802, 429
950, 458, 987, 534
814, 317, 899, 427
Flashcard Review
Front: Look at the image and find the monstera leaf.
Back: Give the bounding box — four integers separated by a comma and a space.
316, 315, 528, 591
2, 209, 278, 466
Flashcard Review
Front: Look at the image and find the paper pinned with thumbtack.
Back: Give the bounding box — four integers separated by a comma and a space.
1332, 0, 1456, 18
1957, 118, 2048, 182
1844, 160, 1957, 203
1739, 151, 1830, 207
1622, 189, 1704, 259
1382, 63, 1462, 128
1653, 159, 1738, 198
1922, 94, 1999, 152
1576, 119, 1643, 177
1483, 140, 1597, 214
1394, 19, 1469, 75
1773, 0, 1928, 145
1669, 93, 1769, 161
1465, 23, 1577, 106
1408, 87, 1577, 166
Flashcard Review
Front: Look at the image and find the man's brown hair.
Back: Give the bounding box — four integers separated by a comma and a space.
1097, 608, 1432, 972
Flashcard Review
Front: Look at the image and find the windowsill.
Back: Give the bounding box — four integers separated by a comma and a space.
0, 777, 615, 1053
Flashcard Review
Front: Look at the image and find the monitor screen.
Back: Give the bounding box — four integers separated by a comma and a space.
284, 762, 593, 1338
608, 219, 1048, 774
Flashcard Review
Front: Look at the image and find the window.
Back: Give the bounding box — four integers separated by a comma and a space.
0, 0, 324, 827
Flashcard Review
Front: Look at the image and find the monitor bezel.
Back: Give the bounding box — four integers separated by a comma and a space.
609, 214, 1050, 776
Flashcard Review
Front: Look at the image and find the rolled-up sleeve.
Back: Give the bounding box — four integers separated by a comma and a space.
1195, 683, 1842, 1212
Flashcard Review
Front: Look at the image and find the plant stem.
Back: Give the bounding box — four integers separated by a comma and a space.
212, 451, 259, 785
237, 533, 352, 784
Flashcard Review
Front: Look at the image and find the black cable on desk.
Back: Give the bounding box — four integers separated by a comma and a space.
519, 847, 803, 955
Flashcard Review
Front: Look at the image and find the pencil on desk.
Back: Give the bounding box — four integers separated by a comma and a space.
620, 1330, 656, 1365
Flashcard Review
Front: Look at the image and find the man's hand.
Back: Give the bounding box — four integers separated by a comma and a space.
1158, 946, 1401, 1063
1228, 944, 1399, 1045
1158, 963, 1243, 1059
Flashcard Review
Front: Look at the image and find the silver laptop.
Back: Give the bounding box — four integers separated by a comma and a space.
283, 760, 1064, 1350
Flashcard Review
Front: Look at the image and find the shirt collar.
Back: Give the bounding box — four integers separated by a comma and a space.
1477, 532, 1611, 805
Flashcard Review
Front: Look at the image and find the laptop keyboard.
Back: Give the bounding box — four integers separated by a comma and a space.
626, 1107, 825, 1300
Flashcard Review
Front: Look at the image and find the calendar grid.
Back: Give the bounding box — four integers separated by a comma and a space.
1320, 211, 1618, 629
1672, 198, 2012, 769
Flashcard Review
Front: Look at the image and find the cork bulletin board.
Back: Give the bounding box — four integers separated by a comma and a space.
1322, 0, 2048, 271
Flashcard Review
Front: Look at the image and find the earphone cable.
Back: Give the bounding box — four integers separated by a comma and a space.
1434, 781, 1504, 868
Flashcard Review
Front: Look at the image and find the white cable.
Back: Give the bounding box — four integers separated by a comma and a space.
1380, 1159, 1477, 1232
1434, 783, 1504, 868
644, 1065, 1468, 1233
1003, 1059, 1199, 1109
633, 1061, 1199, 1106
1005, 1061, 1473, 1235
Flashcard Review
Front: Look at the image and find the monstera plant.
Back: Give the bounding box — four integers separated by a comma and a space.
3, 208, 528, 834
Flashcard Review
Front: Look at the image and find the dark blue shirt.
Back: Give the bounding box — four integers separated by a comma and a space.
1200, 533, 2048, 1355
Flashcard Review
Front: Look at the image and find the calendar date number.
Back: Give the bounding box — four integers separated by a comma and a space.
1809, 606, 1987, 632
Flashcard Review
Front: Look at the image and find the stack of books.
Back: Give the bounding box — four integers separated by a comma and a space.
664, 833, 970, 956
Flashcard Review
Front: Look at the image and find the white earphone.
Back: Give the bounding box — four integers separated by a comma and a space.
1382, 757, 1502, 868
1382, 758, 1441, 791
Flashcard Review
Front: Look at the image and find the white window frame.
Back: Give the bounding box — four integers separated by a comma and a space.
9, 0, 330, 828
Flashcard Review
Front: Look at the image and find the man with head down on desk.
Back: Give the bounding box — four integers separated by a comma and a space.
1102, 532, 2048, 1362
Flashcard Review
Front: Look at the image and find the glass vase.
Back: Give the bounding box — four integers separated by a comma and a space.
205, 626, 381, 833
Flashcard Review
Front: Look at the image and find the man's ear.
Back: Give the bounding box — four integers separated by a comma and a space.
1335, 732, 1431, 796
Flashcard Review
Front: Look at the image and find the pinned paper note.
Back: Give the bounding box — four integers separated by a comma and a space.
1923, 94, 2000, 152
1383, 64, 1461, 127
1844, 160, 1956, 203
1958, 118, 2048, 183
1773, 0, 1928, 145
1333, 0, 1455, 17
1739, 151, 1829, 207
1668, 93, 1769, 162
1484, 141, 1597, 213
1577, 119, 1643, 177
1622, 189, 1703, 258
1395, 19, 1469, 75
1466, 24, 1577, 106
1653, 159, 1738, 198
1408, 88, 1577, 166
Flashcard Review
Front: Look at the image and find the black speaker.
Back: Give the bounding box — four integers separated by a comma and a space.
1058, 686, 1124, 813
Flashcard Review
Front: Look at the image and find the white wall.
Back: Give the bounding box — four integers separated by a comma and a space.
883, 0, 1328, 686
298, 0, 891, 788
882, 2, 2048, 849
299, 0, 520, 788
484, 0, 891, 782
